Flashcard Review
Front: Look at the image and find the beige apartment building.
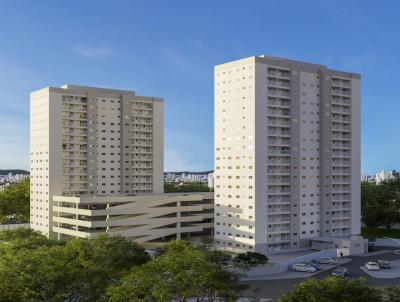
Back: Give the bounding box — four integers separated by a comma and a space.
214, 55, 361, 253
30, 85, 163, 237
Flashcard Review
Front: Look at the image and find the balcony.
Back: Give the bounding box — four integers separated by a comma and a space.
331, 79, 351, 88
267, 88, 291, 99
332, 106, 351, 114
331, 88, 351, 96
268, 159, 291, 166
267, 79, 291, 89
267, 168, 291, 175
267, 197, 291, 205
267, 138, 291, 146
268, 237, 291, 243
62, 105, 87, 113
268, 218, 291, 224
268, 109, 291, 118
268, 227, 291, 234
62, 112, 87, 120
268, 207, 291, 215
332, 115, 351, 123
332, 142, 351, 148
267, 69, 291, 79
267, 189, 291, 195
268, 99, 290, 108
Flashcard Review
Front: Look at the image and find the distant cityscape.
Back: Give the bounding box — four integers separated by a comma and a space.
0, 170, 29, 190
362, 170, 400, 183
164, 171, 214, 187
3, 167, 400, 187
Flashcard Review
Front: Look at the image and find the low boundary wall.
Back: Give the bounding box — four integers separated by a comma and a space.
0, 223, 29, 231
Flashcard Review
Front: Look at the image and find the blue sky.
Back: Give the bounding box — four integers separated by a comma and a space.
0, 0, 399, 174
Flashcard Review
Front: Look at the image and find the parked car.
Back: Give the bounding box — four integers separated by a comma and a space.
289, 263, 317, 273
307, 262, 322, 270
377, 259, 391, 269
332, 267, 348, 277
365, 262, 380, 271
318, 258, 337, 265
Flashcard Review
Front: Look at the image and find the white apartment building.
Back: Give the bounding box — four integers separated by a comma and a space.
30, 85, 163, 237
214, 55, 361, 253
375, 170, 399, 183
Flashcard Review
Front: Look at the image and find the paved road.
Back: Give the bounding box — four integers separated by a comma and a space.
243, 251, 400, 301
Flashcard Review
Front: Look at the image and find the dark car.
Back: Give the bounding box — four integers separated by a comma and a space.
307, 262, 322, 271
378, 259, 391, 269
332, 267, 348, 278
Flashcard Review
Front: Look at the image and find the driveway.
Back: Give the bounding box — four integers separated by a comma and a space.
243, 250, 400, 301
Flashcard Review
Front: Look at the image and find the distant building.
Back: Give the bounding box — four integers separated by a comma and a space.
361, 174, 375, 182
163, 171, 213, 183
375, 170, 399, 184
207, 173, 214, 189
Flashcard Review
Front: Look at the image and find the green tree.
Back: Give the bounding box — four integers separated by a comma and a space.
0, 227, 44, 241
0, 244, 82, 302
361, 180, 400, 229
107, 240, 247, 302
207, 249, 232, 266
381, 285, 400, 302
0, 232, 149, 302
278, 277, 381, 302
380, 180, 400, 229
361, 181, 382, 228
0, 178, 30, 223
164, 182, 210, 193
233, 252, 268, 269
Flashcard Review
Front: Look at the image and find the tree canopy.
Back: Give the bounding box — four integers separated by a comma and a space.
233, 252, 268, 268
0, 178, 30, 223
164, 182, 210, 193
0, 231, 149, 302
361, 179, 400, 229
278, 277, 381, 302
107, 240, 247, 302
0, 232, 249, 302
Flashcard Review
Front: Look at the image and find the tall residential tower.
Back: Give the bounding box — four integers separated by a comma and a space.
214, 55, 360, 253
30, 85, 163, 236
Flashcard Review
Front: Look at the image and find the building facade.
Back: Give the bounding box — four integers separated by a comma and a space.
214, 55, 361, 253
52, 192, 213, 246
30, 85, 163, 236
375, 170, 399, 183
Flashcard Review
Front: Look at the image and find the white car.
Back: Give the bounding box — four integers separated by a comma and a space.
289, 263, 317, 273
318, 258, 337, 265
365, 262, 380, 271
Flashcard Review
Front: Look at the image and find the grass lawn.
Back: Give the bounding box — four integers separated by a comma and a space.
362, 227, 400, 239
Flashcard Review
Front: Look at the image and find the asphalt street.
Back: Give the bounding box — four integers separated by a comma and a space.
243, 250, 400, 301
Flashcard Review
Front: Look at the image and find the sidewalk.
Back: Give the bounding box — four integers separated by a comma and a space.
353, 250, 392, 257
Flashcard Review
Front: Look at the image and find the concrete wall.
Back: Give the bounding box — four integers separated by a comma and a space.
0, 223, 30, 232
373, 238, 400, 248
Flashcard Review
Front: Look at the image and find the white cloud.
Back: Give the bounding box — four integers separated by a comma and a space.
72, 45, 112, 60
